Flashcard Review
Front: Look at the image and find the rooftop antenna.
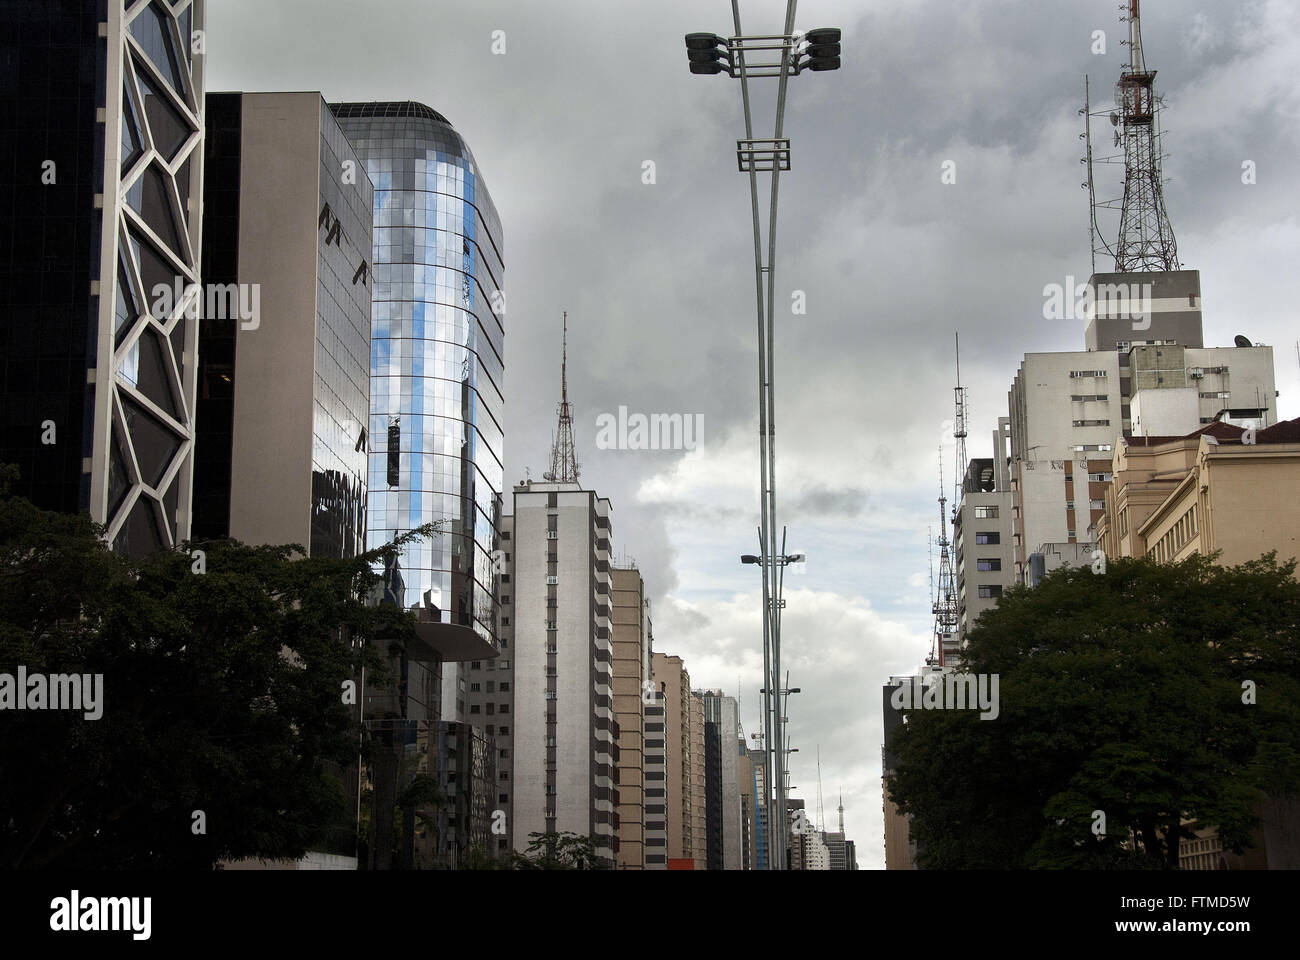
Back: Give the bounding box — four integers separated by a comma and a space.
1114, 0, 1180, 271
837, 790, 845, 836
953, 333, 969, 515
930, 449, 958, 667
544, 311, 580, 483
816, 746, 826, 833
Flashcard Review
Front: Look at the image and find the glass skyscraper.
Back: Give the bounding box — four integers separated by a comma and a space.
331, 102, 504, 647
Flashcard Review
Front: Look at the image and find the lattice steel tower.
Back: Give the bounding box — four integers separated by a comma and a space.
930, 454, 958, 667
1114, 0, 1179, 272
545, 312, 580, 483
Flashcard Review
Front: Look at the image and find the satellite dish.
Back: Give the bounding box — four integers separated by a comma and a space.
1234, 335, 1252, 348
1109, 112, 1120, 127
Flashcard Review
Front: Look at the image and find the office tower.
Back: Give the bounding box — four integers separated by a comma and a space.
653, 652, 704, 869
194, 92, 370, 557
611, 565, 652, 869
508, 480, 617, 865
699, 690, 742, 870
2, 0, 205, 553
330, 101, 505, 645
952, 418, 1015, 642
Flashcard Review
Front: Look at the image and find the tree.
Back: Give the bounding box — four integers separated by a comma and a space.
888, 553, 1300, 869
513, 831, 606, 870
0, 466, 436, 869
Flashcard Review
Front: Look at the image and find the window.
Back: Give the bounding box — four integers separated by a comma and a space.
470, 705, 480, 714
486, 681, 495, 693
499, 726, 509, 735
498, 659, 510, 670
501, 617, 509, 626
470, 682, 481, 692
974, 505, 998, 519
975, 532, 1000, 545
1073, 419, 1110, 427
978, 585, 1002, 599
499, 682, 510, 692
500, 703, 510, 714
499, 793, 509, 804
471, 661, 481, 670
501, 595, 510, 604
977, 558, 1001, 572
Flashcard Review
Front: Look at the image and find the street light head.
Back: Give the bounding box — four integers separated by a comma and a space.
685, 32, 731, 76
789, 687, 802, 694
805, 27, 842, 44
799, 27, 842, 73
685, 32, 726, 50
785, 552, 806, 564
741, 554, 762, 564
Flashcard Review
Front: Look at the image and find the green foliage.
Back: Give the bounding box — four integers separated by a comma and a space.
888, 553, 1300, 869
512, 831, 606, 870
0, 472, 439, 869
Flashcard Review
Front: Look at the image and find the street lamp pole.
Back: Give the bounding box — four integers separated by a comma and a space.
688, 0, 841, 873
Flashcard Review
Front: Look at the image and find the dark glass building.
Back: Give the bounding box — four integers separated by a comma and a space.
1, 0, 205, 554
330, 102, 505, 647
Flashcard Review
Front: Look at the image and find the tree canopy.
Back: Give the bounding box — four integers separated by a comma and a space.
888, 552, 1300, 869
0, 467, 426, 869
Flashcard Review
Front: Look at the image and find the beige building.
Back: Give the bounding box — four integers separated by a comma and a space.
611, 566, 651, 868
1097, 418, 1300, 570
652, 653, 708, 868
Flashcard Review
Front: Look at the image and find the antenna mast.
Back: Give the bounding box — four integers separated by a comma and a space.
953, 333, 968, 514
545, 311, 580, 483
1114, 0, 1179, 271
816, 746, 826, 833
930, 450, 958, 667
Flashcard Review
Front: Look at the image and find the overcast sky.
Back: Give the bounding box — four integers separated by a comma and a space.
209, 0, 1300, 867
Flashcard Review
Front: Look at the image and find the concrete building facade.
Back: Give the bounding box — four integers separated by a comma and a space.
953, 418, 1015, 643
508, 481, 617, 865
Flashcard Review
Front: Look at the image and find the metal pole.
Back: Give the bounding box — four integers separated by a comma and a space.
732, 0, 777, 872
767, 0, 798, 874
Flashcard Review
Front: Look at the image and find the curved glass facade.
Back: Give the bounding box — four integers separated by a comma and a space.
331, 102, 504, 645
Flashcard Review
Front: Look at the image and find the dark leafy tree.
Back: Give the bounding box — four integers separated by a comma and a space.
888, 553, 1300, 869
0, 465, 438, 869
